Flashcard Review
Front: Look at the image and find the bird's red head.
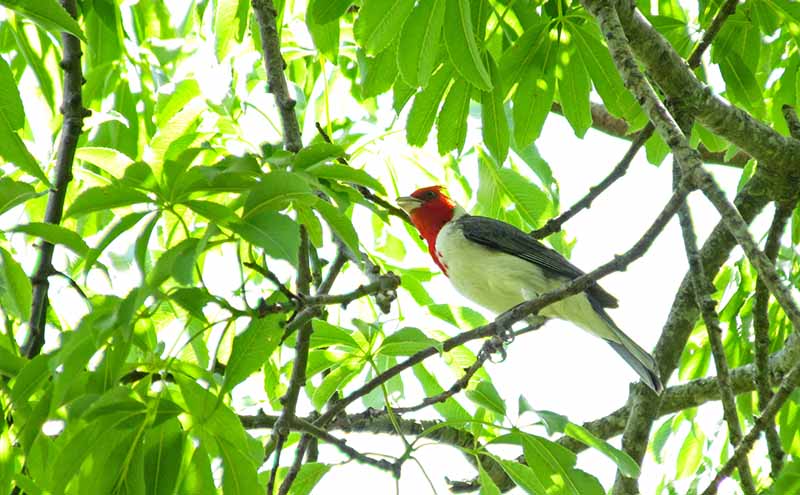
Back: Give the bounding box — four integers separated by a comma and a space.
397, 186, 457, 274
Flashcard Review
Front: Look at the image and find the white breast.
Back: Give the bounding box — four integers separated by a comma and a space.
435, 220, 559, 315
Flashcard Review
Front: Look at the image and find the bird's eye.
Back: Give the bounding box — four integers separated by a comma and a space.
422, 190, 437, 201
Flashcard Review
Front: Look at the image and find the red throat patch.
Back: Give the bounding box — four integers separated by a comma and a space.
407, 186, 456, 275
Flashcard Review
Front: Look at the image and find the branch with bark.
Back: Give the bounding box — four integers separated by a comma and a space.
22, 0, 89, 359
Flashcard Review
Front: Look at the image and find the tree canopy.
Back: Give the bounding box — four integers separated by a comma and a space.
1, 0, 800, 494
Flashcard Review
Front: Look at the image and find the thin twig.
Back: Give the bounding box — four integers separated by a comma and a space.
268, 228, 313, 495
531, 127, 651, 238
701, 359, 800, 495
314, 122, 412, 224
22, 0, 89, 358
244, 260, 297, 301
686, 0, 740, 68
752, 202, 791, 477
675, 161, 756, 494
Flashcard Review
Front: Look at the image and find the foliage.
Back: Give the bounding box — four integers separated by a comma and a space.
0, 0, 799, 494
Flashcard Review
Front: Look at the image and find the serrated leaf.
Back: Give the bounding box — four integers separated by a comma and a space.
397, 0, 445, 87
0, 0, 86, 42
466, 380, 506, 417
223, 316, 282, 394
0, 111, 48, 185
481, 57, 509, 164
444, 0, 492, 91
214, 0, 249, 61
230, 211, 300, 266
312, 198, 359, 257
75, 146, 135, 179
310, 320, 359, 349
293, 143, 346, 169
312, 364, 361, 410
310, 0, 351, 23
65, 184, 152, 218
307, 0, 340, 60
0, 55, 24, 130
306, 163, 386, 194
557, 48, 591, 137
362, 43, 399, 97
498, 19, 550, 90
513, 68, 554, 147
571, 24, 639, 120
406, 65, 451, 146
379, 327, 440, 356
0, 247, 32, 322
436, 77, 471, 154
0, 177, 39, 215
243, 171, 315, 218
354, 0, 415, 55
12, 223, 89, 256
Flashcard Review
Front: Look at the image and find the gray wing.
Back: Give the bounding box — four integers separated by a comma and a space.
457, 215, 618, 308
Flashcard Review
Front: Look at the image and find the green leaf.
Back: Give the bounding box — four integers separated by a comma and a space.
513, 68, 554, 147
12, 223, 89, 256
478, 464, 501, 495
354, 0, 415, 55
477, 150, 551, 228
217, 437, 261, 494
307, 0, 340, 61
0, 110, 48, 185
379, 327, 440, 356
83, 211, 149, 271
229, 211, 300, 266
214, 0, 249, 61
10, 354, 50, 405
156, 79, 201, 127
311, 198, 360, 257
444, 0, 492, 91
65, 184, 152, 218
772, 459, 800, 495
498, 19, 550, 90
310, 0, 351, 23
306, 163, 386, 194
534, 409, 640, 477
75, 146, 135, 179
284, 463, 331, 495
0, 177, 39, 215
497, 460, 548, 494
170, 287, 214, 321
413, 363, 471, 421
223, 315, 282, 394
0, 0, 86, 42
397, 0, 445, 87
719, 52, 763, 111
146, 238, 200, 288
571, 24, 639, 120
465, 380, 506, 417
676, 426, 704, 478
406, 65, 452, 146
0, 346, 25, 377
481, 57, 509, 164
144, 418, 185, 495
361, 43, 399, 97
184, 200, 238, 226
0, 54, 24, 130
312, 363, 362, 410
436, 77, 471, 154
0, 247, 32, 322
310, 320, 360, 349
243, 170, 315, 217
557, 48, 592, 137
181, 444, 216, 494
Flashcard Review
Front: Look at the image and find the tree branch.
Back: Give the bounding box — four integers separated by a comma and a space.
22, 0, 89, 358
251, 0, 302, 152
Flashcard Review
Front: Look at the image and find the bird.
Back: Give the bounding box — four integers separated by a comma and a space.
396, 185, 662, 393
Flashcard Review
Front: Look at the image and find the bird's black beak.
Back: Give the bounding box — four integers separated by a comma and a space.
396, 196, 423, 213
